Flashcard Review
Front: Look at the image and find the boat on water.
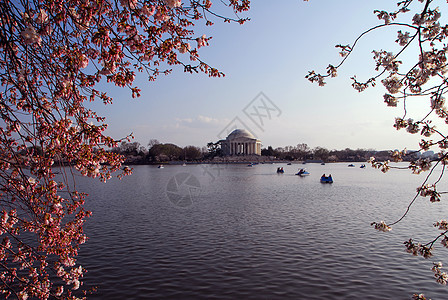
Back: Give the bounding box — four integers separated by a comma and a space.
348, 164, 355, 167
360, 164, 366, 168
277, 167, 284, 173
287, 162, 292, 165
182, 163, 187, 167
296, 168, 310, 176
158, 165, 164, 169
320, 174, 333, 183
297, 172, 310, 177
247, 163, 253, 167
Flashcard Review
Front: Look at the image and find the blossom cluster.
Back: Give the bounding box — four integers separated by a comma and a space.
396, 30, 411, 46
432, 262, 448, 285
409, 158, 433, 175
373, 50, 401, 72
369, 157, 392, 173
383, 94, 398, 107
381, 76, 403, 94
390, 149, 407, 162
305, 71, 326, 86
20, 26, 42, 45
416, 184, 440, 202
371, 221, 392, 232
412, 294, 428, 300
431, 94, 445, 111
392, 118, 435, 138
404, 239, 433, 258
164, 0, 182, 9
326, 64, 337, 77
434, 220, 448, 231
335, 44, 351, 57
374, 9, 398, 25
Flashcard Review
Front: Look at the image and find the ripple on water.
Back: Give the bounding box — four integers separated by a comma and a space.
76, 164, 448, 299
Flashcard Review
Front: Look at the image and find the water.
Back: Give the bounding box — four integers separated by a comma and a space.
75, 163, 448, 299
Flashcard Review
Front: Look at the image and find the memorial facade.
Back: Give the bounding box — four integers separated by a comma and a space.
220, 129, 261, 156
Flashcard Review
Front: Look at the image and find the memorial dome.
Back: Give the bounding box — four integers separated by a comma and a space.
227, 129, 255, 140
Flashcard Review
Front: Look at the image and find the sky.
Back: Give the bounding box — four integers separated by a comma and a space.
89, 0, 448, 151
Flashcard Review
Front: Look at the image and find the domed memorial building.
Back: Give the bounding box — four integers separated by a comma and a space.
220, 129, 262, 156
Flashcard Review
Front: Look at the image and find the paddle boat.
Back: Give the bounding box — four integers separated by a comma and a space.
296, 168, 310, 176
320, 174, 333, 183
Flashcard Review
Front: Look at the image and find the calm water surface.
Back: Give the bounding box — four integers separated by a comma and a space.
75, 163, 448, 299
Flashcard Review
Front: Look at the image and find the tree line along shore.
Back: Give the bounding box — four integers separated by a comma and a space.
112, 141, 436, 165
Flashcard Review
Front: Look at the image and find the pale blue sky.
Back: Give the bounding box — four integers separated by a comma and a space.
89, 0, 446, 151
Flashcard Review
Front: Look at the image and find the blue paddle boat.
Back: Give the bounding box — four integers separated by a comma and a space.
320, 174, 333, 183
296, 168, 310, 176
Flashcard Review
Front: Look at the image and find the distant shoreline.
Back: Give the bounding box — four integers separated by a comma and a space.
130, 159, 370, 166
